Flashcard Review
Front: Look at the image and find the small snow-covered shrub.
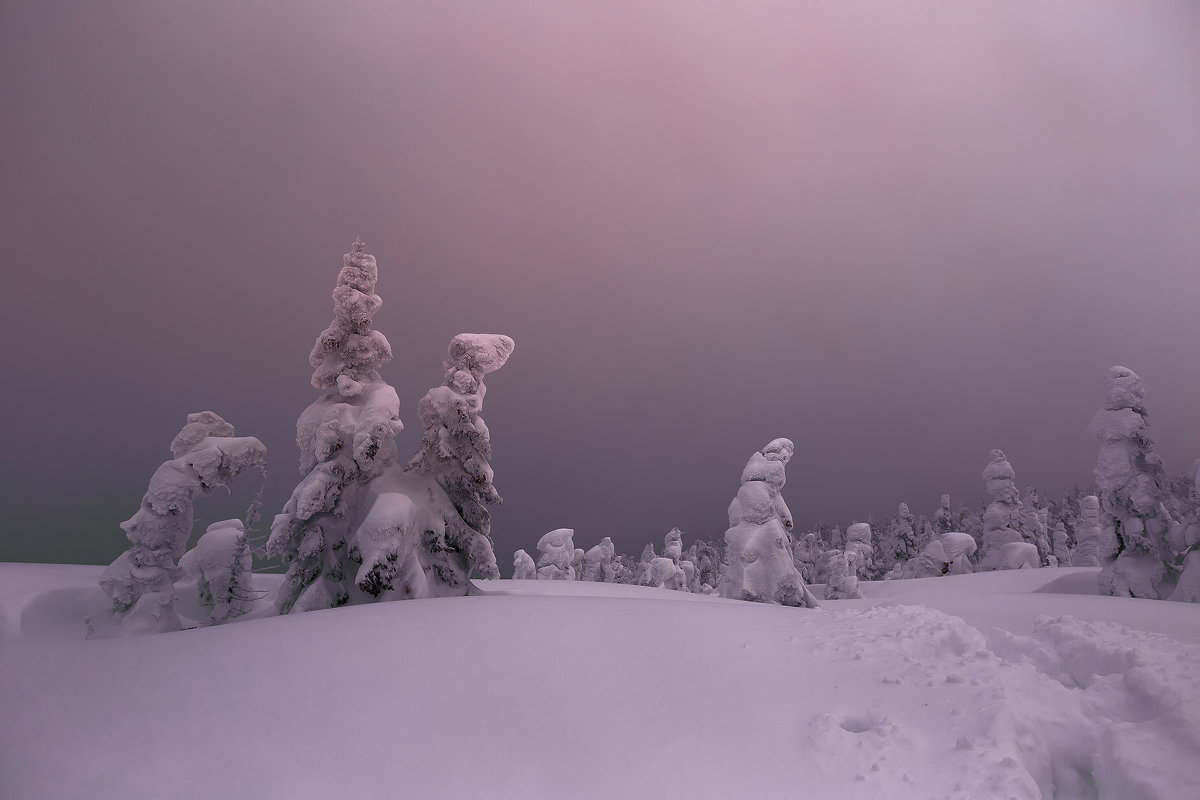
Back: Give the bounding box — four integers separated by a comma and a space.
178, 519, 256, 625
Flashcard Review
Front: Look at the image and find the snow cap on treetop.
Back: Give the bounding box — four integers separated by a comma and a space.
447, 333, 516, 375
169, 411, 236, 458
1103, 366, 1146, 413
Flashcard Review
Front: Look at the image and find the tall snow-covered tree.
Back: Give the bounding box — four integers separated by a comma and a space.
977, 450, 1034, 571
718, 438, 818, 607
268, 241, 505, 613
1088, 366, 1176, 598
88, 412, 266, 637
406, 333, 515, 542
266, 240, 407, 613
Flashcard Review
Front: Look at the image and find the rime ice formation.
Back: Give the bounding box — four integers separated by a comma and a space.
1021, 489, 1051, 564
178, 519, 255, 625
1088, 367, 1176, 599
88, 412, 267, 638
844, 523, 874, 577
934, 494, 955, 535
718, 438, 818, 608
1073, 496, 1103, 567
977, 450, 1028, 571
407, 333, 514, 544
536, 529, 576, 580
268, 241, 499, 613
581, 537, 616, 582
513, 549, 537, 580
824, 551, 863, 600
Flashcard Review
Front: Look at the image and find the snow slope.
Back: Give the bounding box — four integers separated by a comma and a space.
1, 564, 1198, 799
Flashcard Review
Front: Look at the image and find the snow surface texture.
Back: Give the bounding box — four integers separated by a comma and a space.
4, 564, 1199, 800
1088, 366, 1176, 599
88, 412, 266, 638
719, 438, 819, 608
978, 449, 1028, 571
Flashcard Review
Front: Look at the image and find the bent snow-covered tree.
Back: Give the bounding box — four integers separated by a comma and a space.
89, 412, 266, 637
1088, 366, 1176, 599
718, 438, 818, 608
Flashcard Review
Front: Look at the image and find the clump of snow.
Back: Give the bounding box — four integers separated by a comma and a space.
88, 412, 266, 638
1088, 366, 1175, 599
536, 528, 576, 580
719, 438, 818, 608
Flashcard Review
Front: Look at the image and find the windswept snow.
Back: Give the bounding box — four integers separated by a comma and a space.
1, 563, 1198, 799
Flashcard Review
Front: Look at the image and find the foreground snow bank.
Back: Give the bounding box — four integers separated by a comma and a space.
1, 564, 1198, 799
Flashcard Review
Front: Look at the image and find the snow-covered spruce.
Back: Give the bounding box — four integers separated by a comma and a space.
977, 449, 1030, 571
878, 503, 919, 577
1052, 521, 1072, 567
580, 537, 616, 582
1088, 366, 1177, 599
268, 241, 504, 613
536, 529, 576, 580
718, 438, 818, 608
89, 412, 266, 637
793, 532, 819, 583
642, 557, 687, 590
512, 549, 537, 580
406, 333, 514, 545
178, 519, 255, 625
663, 528, 684, 563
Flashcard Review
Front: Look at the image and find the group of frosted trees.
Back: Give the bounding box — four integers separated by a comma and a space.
89, 240, 1200, 635
89, 240, 517, 636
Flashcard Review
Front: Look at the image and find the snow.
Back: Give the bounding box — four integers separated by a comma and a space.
4, 563, 1198, 799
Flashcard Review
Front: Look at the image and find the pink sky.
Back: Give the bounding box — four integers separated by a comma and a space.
1, 1, 1198, 564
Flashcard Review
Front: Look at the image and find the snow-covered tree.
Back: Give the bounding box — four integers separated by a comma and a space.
88, 412, 267, 637
1088, 366, 1176, 598
1052, 522, 1071, 567
581, 537, 616, 582
1072, 496, 1103, 567
844, 523, 873, 577
268, 241, 505, 613
977, 450, 1028, 571
933, 494, 954, 535
793, 532, 819, 583
266, 240, 407, 613
825, 551, 863, 600
663, 528, 684, 563
1021, 488, 1051, 564
879, 503, 919, 574
692, 540, 722, 589
642, 557, 686, 590
912, 532, 977, 577
513, 549, 537, 580
405, 333, 513, 584
536, 528, 576, 580
178, 519, 255, 625
718, 438, 818, 608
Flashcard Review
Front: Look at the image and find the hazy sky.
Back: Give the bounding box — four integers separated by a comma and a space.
2, 1, 1198, 568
